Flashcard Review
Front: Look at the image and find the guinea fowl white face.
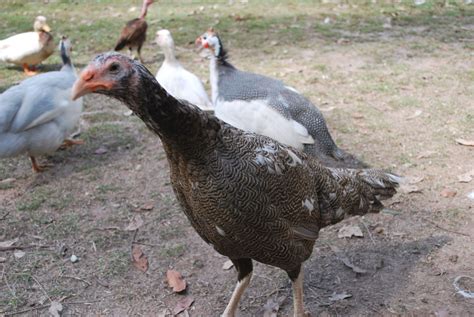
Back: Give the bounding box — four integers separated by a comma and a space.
33, 16, 51, 32
195, 29, 222, 58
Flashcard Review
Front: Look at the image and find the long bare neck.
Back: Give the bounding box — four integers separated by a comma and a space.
139, 1, 150, 19
127, 65, 221, 154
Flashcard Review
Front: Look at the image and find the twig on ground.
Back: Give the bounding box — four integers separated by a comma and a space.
360, 220, 375, 245
131, 241, 161, 247
0, 245, 51, 252
31, 275, 52, 303
422, 217, 471, 238
59, 275, 91, 286
3, 304, 49, 316
0, 211, 10, 221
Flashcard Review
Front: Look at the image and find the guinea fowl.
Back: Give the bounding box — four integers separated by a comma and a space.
155, 29, 212, 111
71, 53, 400, 316
196, 29, 366, 168
114, 0, 153, 63
0, 16, 54, 75
0, 37, 83, 172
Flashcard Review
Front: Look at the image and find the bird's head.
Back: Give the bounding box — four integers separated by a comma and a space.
34, 16, 51, 33
71, 52, 143, 104
155, 29, 174, 50
195, 28, 224, 59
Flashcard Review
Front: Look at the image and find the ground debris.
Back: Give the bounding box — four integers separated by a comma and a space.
329, 291, 352, 301
457, 170, 474, 183
338, 224, 364, 238
48, 300, 63, 317
263, 297, 281, 317
166, 269, 187, 293
124, 215, 144, 231
173, 295, 194, 315
455, 138, 474, 147
131, 245, 149, 272
222, 260, 234, 270
440, 188, 457, 198
453, 276, 474, 299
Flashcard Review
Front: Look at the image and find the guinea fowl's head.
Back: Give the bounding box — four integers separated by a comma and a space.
195, 28, 226, 60
33, 16, 51, 33
71, 52, 152, 107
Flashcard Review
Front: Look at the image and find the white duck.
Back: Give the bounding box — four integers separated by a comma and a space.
0, 37, 83, 172
155, 29, 212, 111
0, 16, 55, 75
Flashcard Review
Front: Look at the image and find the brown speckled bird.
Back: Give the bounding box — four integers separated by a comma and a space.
71, 52, 400, 317
114, 0, 153, 63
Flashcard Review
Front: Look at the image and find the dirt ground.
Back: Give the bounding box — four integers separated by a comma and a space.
1, 1, 473, 316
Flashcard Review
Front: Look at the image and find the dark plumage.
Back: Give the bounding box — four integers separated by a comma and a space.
196, 29, 367, 169
71, 53, 400, 317
114, 0, 153, 63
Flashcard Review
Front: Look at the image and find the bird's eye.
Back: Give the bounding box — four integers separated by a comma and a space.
203, 36, 207, 40
109, 63, 120, 72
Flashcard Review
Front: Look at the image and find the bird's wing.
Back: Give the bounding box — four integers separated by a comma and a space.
115, 19, 147, 50
9, 72, 76, 132
0, 84, 24, 132
178, 68, 212, 108
0, 32, 42, 61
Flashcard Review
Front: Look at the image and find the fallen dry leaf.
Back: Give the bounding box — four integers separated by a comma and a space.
48, 300, 63, 317
455, 139, 474, 147
408, 176, 424, 184
338, 224, 363, 238
0, 238, 18, 248
94, 146, 108, 155
166, 269, 186, 293
131, 245, 149, 272
440, 188, 457, 198
222, 260, 234, 270
400, 184, 422, 194
407, 109, 422, 119
140, 203, 154, 211
124, 215, 144, 231
173, 296, 194, 315
329, 292, 352, 301
457, 170, 474, 183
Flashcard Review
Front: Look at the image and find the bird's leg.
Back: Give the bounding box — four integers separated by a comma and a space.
60, 139, 84, 149
288, 266, 306, 317
29, 156, 50, 173
222, 258, 253, 317
23, 64, 37, 76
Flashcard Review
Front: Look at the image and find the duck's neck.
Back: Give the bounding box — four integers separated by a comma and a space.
125, 64, 220, 153
162, 45, 178, 65
139, 1, 150, 19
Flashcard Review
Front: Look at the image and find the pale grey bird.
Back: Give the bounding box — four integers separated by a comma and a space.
0, 36, 83, 172
196, 28, 367, 168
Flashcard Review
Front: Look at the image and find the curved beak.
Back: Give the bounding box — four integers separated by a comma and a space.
42, 24, 51, 32
195, 36, 209, 52
71, 66, 113, 101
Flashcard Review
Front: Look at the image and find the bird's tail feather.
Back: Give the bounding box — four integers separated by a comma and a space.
319, 168, 401, 226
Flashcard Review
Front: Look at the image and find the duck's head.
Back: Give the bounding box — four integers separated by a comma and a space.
155, 29, 174, 50
33, 16, 51, 33
195, 28, 225, 60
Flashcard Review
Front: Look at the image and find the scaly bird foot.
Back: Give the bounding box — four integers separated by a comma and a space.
30, 157, 53, 173
60, 139, 84, 149
23, 64, 37, 76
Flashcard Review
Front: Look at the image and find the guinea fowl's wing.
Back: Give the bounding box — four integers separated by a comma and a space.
115, 19, 147, 50
219, 70, 314, 145
9, 72, 76, 132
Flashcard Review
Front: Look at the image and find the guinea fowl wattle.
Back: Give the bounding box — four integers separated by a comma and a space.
72, 52, 400, 317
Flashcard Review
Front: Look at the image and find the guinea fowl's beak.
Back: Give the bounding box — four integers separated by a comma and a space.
71, 66, 113, 100
195, 36, 209, 52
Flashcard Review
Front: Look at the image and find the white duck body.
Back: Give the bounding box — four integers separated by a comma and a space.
0, 16, 54, 67
0, 38, 82, 165
155, 29, 212, 111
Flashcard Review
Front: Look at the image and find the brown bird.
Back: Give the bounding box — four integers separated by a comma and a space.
71, 53, 400, 317
114, 0, 153, 63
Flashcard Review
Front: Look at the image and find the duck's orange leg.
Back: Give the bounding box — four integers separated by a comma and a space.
23, 64, 38, 76
30, 156, 48, 173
